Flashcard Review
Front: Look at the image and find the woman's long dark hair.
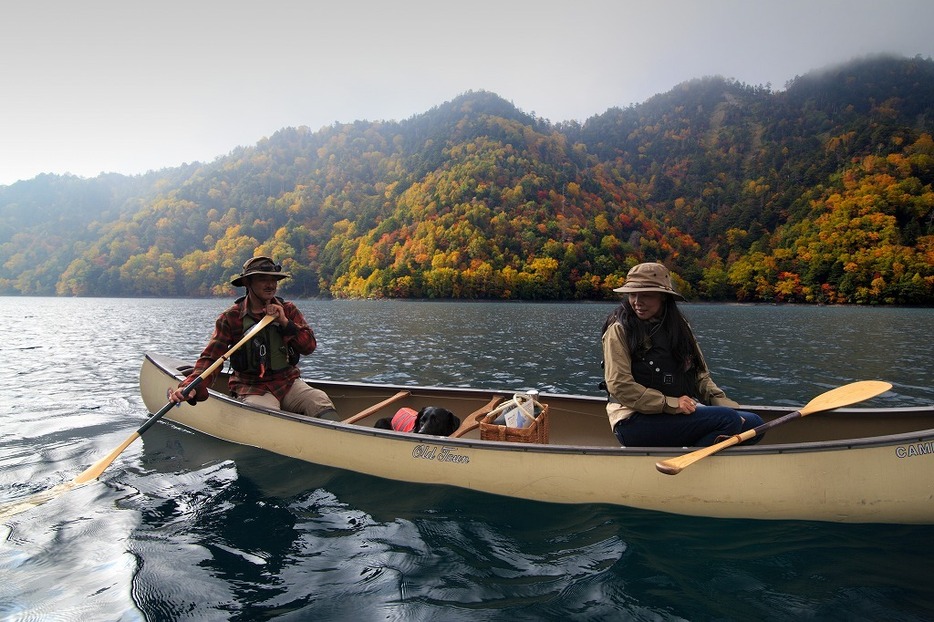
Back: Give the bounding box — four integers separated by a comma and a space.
602, 295, 705, 372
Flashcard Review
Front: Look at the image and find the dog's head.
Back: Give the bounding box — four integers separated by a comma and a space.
414, 406, 461, 436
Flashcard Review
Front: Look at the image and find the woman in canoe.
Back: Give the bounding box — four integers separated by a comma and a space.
601, 262, 764, 447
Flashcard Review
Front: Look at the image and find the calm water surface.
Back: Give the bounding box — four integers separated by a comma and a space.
0, 298, 932, 621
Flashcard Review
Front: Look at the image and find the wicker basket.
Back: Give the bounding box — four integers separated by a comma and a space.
480, 396, 549, 444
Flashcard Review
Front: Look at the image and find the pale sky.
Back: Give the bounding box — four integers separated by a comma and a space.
1, 0, 932, 187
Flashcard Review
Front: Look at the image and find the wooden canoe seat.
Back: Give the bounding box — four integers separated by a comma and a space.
450, 396, 504, 438
341, 390, 411, 425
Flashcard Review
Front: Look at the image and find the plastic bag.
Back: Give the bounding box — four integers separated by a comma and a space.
492, 391, 541, 428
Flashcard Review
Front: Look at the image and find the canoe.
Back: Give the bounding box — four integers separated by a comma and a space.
139, 353, 934, 524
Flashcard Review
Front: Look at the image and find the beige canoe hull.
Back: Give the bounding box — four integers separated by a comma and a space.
140, 353, 934, 524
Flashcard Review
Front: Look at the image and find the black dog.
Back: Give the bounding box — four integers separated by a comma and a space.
375, 406, 461, 436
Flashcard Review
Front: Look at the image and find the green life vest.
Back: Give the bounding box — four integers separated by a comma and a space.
230, 314, 298, 376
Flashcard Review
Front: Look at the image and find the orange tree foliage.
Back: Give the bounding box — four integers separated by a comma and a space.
728, 138, 934, 304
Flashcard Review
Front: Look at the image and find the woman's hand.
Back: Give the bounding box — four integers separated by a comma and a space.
676, 395, 698, 414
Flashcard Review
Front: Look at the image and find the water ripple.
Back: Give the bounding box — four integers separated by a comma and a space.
0, 298, 932, 621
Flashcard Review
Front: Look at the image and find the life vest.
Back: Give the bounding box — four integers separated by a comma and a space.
391, 407, 418, 432
230, 312, 298, 377
630, 326, 697, 399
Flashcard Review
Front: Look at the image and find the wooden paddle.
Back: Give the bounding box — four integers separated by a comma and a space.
655, 380, 892, 475
72, 313, 276, 484
0, 313, 277, 520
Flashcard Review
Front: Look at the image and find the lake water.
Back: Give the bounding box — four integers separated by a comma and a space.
0, 297, 932, 621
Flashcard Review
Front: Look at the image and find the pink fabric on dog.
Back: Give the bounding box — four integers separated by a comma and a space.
391, 407, 418, 432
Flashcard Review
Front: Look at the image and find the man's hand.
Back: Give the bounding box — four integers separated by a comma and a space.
265, 303, 286, 326
168, 386, 194, 404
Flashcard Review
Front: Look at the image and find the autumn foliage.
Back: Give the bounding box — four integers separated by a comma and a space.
1, 55, 932, 304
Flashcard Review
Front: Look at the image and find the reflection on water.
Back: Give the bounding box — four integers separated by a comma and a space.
0, 297, 932, 620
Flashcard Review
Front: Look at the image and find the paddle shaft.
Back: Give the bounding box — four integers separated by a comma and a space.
655, 380, 892, 475
73, 313, 276, 484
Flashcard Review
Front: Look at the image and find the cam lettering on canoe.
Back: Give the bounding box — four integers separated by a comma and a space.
896, 442, 934, 459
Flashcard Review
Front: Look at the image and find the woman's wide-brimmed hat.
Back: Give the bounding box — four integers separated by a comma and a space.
231, 256, 290, 287
613, 262, 684, 301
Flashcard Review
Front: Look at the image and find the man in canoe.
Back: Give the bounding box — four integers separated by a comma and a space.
169, 255, 337, 419
601, 262, 763, 447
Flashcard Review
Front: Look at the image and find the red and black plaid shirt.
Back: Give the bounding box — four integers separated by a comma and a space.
183, 296, 317, 401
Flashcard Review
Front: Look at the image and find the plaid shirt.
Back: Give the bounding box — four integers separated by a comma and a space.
183, 296, 318, 402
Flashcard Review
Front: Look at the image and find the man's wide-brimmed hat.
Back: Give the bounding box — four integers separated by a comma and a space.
231, 256, 290, 287
613, 262, 685, 301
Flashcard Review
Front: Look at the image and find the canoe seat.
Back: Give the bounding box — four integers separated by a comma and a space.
342, 390, 411, 425
450, 396, 504, 438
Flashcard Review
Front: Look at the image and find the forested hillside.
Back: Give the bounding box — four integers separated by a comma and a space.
1, 55, 932, 304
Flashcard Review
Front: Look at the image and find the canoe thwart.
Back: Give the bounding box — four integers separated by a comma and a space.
341, 390, 412, 425
450, 396, 504, 438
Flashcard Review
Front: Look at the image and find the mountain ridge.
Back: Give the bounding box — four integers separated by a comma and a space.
2, 54, 932, 304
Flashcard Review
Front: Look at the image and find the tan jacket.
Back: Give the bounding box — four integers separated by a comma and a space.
601, 320, 738, 430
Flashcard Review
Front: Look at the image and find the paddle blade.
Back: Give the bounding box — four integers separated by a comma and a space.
72, 431, 141, 484
799, 380, 892, 416
2, 429, 145, 516
0, 481, 84, 520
